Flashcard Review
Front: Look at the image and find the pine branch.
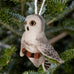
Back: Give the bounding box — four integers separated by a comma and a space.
9, 12, 25, 22
0, 42, 10, 49
0, 20, 21, 36
49, 32, 68, 44
47, 0, 74, 25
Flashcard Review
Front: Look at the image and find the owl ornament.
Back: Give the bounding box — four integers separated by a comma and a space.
20, 0, 64, 71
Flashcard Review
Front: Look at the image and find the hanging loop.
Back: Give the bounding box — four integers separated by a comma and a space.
34, 0, 46, 15
35, 0, 38, 14
39, 0, 46, 15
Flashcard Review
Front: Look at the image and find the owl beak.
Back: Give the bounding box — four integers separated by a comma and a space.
27, 26, 29, 31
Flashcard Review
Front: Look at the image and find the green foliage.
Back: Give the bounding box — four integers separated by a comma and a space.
61, 49, 74, 60
0, 8, 24, 26
53, 57, 74, 74
0, 8, 11, 23
0, 46, 16, 66
0, 8, 24, 37
45, 0, 67, 15
10, 0, 20, 3
23, 71, 42, 74
0, 46, 16, 73
63, 18, 74, 34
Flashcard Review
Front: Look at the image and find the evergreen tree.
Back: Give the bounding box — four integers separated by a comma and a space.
0, 0, 74, 74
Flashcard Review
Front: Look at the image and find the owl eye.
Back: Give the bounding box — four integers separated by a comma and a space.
30, 20, 36, 26
24, 21, 27, 25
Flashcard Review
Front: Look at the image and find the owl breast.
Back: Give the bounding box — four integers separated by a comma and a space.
24, 31, 37, 43
22, 32, 40, 53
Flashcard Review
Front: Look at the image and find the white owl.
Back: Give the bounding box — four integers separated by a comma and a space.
20, 14, 63, 71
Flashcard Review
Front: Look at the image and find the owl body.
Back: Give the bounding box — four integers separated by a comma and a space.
20, 14, 63, 71
21, 31, 45, 67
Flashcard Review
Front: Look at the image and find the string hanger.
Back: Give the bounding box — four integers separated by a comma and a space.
34, 0, 46, 15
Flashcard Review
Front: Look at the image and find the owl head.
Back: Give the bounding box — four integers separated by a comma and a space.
24, 14, 45, 33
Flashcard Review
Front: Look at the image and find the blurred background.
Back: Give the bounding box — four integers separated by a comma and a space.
0, 0, 74, 74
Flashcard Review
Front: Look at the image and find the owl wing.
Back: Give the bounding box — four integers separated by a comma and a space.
36, 34, 63, 63
20, 33, 27, 57
20, 38, 25, 57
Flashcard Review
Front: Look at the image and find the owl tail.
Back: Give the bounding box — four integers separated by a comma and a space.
42, 58, 51, 71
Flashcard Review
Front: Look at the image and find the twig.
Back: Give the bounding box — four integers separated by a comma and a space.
20, 0, 24, 15
0, 42, 10, 49
46, 1, 74, 25
0, 20, 21, 36
49, 32, 68, 44
47, 18, 57, 25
